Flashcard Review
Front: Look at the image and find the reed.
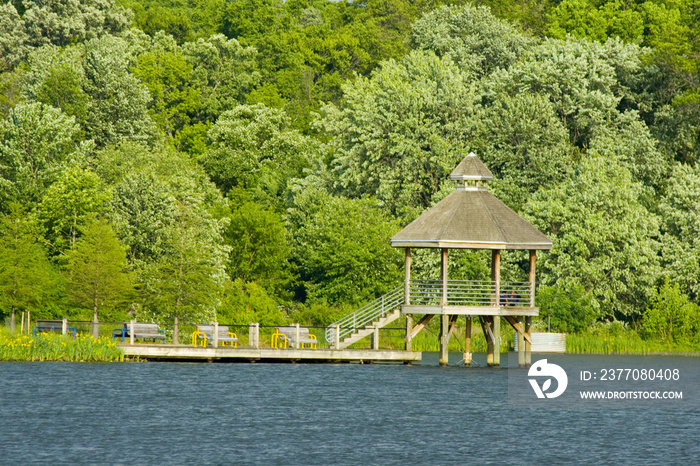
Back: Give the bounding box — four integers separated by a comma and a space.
0, 329, 124, 362
567, 333, 699, 353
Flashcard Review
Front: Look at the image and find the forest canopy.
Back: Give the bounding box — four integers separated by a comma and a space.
2, 0, 700, 343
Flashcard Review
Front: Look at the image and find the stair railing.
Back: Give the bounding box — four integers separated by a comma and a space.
325, 286, 404, 344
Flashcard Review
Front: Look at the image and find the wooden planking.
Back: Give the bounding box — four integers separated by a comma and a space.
120, 345, 423, 363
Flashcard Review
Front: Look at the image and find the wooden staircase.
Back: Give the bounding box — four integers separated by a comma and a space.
325, 286, 404, 349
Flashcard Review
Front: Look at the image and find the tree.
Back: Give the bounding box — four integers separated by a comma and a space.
0, 204, 57, 331
410, 3, 535, 77
183, 34, 260, 119
485, 36, 644, 150
20, 0, 133, 48
81, 35, 158, 147
642, 280, 700, 345
139, 202, 228, 342
38, 166, 111, 256
224, 194, 294, 294
21, 37, 157, 148
524, 155, 661, 321
288, 185, 402, 306
0, 102, 86, 210
64, 217, 133, 336
0, 3, 29, 72
202, 103, 315, 206
468, 92, 575, 211
659, 162, 700, 300
319, 50, 475, 220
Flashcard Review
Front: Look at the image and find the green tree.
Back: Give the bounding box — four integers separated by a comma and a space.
37, 166, 112, 256
217, 278, 287, 325
0, 204, 57, 331
64, 216, 134, 336
319, 50, 475, 220
20, 0, 133, 48
0, 102, 86, 210
0, 3, 29, 72
224, 195, 293, 294
183, 34, 260, 120
410, 3, 535, 76
288, 185, 402, 306
642, 280, 700, 345
139, 202, 228, 340
524, 155, 660, 321
659, 162, 700, 300
202, 103, 315, 206
536, 284, 597, 334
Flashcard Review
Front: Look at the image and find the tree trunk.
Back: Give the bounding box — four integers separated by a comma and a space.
10, 307, 16, 333
91, 307, 99, 338
173, 316, 179, 345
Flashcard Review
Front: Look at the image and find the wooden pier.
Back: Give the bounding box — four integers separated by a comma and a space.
119, 344, 422, 364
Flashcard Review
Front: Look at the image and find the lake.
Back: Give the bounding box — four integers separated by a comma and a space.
0, 353, 698, 464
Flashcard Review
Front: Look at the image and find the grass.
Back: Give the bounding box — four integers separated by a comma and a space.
0, 328, 125, 362
566, 333, 700, 353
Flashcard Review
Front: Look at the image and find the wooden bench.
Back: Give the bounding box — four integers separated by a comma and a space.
271, 326, 317, 349
192, 325, 238, 348
112, 322, 166, 343
33, 320, 77, 339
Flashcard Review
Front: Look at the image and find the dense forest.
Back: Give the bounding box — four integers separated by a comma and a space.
1, 0, 699, 345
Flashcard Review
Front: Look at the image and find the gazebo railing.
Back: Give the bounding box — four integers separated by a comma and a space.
409, 280, 532, 307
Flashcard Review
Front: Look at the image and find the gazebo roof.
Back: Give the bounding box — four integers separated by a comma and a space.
450, 152, 493, 181
391, 155, 552, 250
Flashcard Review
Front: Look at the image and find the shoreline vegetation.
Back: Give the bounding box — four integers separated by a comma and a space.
3, 2, 700, 362
1, 323, 697, 362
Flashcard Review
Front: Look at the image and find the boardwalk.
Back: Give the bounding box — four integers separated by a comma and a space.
120, 344, 422, 364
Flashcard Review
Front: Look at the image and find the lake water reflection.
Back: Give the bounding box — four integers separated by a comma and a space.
0, 353, 698, 464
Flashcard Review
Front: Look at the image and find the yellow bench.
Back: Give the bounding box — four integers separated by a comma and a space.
271, 326, 317, 349
192, 325, 238, 348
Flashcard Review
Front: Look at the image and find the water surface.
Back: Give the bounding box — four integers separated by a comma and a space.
0, 354, 697, 464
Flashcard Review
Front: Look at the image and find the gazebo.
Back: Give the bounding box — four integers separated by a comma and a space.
390, 153, 552, 366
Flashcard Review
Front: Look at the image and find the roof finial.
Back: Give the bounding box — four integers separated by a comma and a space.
450, 152, 493, 182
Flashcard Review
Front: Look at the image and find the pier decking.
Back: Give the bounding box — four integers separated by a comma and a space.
119, 344, 422, 364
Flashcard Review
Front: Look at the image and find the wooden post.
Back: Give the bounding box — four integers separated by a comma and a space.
464, 317, 472, 365
525, 316, 532, 366
518, 316, 525, 367
334, 324, 340, 350
441, 248, 448, 306
529, 250, 536, 307
491, 249, 501, 308
294, 323, 300, 349
27, 310, 30, 335
173, 316, 179, 345
249, 323, 259, 348
372, 324, 379, 350
482, 317, 494, 366
20, 311, 25, 334
129, 319, 135, 345
212, 321, 219, 348
493, 315, 501, 366
439, 314, 449, 366
62, 317, 67, 337
405, 248, 411, 305
405, 315, 413, 351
